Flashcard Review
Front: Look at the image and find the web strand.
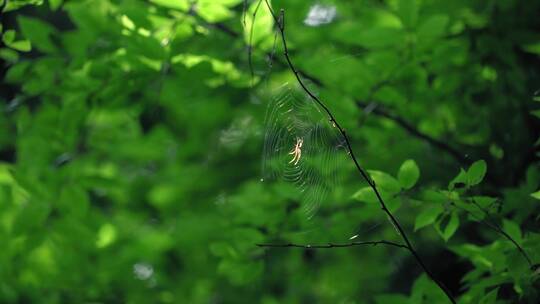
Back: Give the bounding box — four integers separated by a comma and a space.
262, 84, 345, 218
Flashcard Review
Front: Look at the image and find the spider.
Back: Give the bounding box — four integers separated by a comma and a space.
288, 137, 304, 165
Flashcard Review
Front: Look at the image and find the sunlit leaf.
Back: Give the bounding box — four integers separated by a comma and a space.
18, 16, 57, 52
467, 160, 487, 186
449, 168, 468, 190
198, 1, 234, 23
522, 42, 540, 55
96, 223, 117, 248
2, 30, 16, 43
149, 0, 189, 10
49, 0, 62, 10
8, 40, 32, 52
4, 0, 44, 12
439, 211, 459, 242
352, 187, 379, 204
398, 159, 420, 189
415, 205, 444, 231
243, 0, 274, 50
368, 170, 401, 194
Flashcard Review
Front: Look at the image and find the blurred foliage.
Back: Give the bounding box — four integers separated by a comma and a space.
1, 0, 540, 303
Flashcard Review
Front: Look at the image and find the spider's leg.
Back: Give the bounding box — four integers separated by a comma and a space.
295, 150, 302, 165
289, 153, 297, 164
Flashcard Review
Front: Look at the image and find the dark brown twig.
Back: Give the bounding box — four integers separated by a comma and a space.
452, 199, 533, 269
247, 0, 264, 84
356, 101, 470, 166
242, 0, 248, 27
259, 2, 456, 303
258, 240, 409, 250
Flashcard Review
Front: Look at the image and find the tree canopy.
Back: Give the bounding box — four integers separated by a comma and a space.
1, 0, 539, 303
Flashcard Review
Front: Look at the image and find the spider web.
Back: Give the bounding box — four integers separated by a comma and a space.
261, 83, 347, 219
245, 0, 348, 219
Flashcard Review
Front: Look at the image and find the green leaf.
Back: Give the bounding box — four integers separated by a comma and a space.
489, 144, 504, 159
386, 197, 402, 213
243, 0, 274, 50
449, 168, 467, 190
13, 199, 51, 235
8, 40, 31, 52
397, 0, 418, 28
467, 160, 487, 186
472, 196, 498, 209
96, 223, 117, 248
479, 287, 498, 304
417, 15, 449, 39
410, 274, 430, 303
149, 0, 189, 10
352, 187, 379, 204
2, 30, 15, 44
198, 4, 231, 23
198, 0, 242, 23
503, 220, 522, 245
398, 159, 420, 189
210, 242, 238, 258
410, 273, 448, 302
522, 42, 540, 55
49, 0, 63, 10
59, 185, 90, 217
2, 28, 32, 51
4, 0, 44, 12
18, 16, 57, 53
441, 212, 459, 242
531, 190, 540, 200
368, 170, 401, 194
0, 48, 19, 62
422, 190, 448, 203
357, 27, 406, 49
415, 205, 444, 231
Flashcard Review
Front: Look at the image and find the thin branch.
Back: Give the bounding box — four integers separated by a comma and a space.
260, 18, 279, 85
451, 200, 533, 269
469, 200, 533, 268
356, 101, 470, 166
247, 0, 264, 84
213, 23, 239, 38
260, 2, 456, 303
258, 240, 409, 250
242, 0, 248, 27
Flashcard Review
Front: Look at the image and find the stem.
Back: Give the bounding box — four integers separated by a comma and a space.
356, 101, 469, 166
458, 199, 533, 269
247, 0, 264, 85
261, 2, 456, 303
258, 240, 409, 250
